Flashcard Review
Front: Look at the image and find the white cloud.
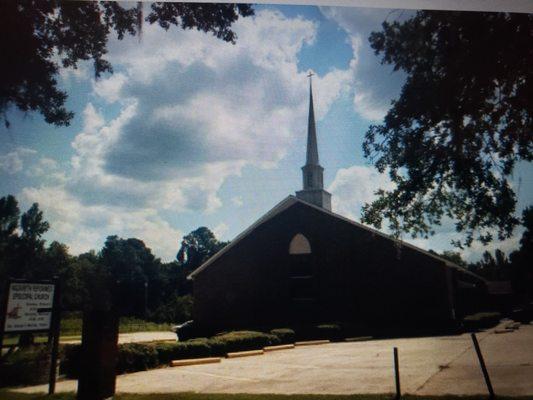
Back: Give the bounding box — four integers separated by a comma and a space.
69, 9, 355, 214
213, 222, 229, 240
28, 157, 66, 183
231, 196, 244, 207
321, 7, 409, 122
21, 185, 182, 261
0, 147, 37, 175
93, 73, 128, 103
328, 164, 394, 220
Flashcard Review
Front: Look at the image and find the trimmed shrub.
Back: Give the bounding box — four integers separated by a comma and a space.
154, 339, 211, 364
270, 328, 295, 344
463, 312, 502, 331
60, 330, 282, 377
60, 344, 81, 378
116, 343, 159, 374
0, 345, 51, 387
209, 331, 281, 356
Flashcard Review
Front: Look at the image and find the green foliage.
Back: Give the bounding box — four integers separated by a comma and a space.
60, 344, 82, 379
149, 295, 193, 324
438, 251, 467, 267
116, 343, 159, 374
61, 331, 282, 377
269, 328, 295, 344
209, 331, 281, 355
362, 11, 532, 247
0, 346, 51, 387
0, 195, 19, 240
509, 206, 533, 298
154, 340, 211, 365
1, 2, 253, 128
176, 227, 228, 295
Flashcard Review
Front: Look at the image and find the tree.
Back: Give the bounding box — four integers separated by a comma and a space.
177, 226, 227, 269
100, 235, 162, 317
0, 1, 253, 128
439, 250, 467, 267
468, 249, 510, 281
0, 195, 20, 241
176, 226, 228, 295
362, 11, 532, 247
509, 206, 533, 299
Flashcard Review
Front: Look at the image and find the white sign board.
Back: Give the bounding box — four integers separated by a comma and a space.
4, 282, 55, 332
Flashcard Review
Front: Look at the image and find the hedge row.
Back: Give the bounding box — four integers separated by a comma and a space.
1, 324, 349, 387
0, 346, 51, 388
61, 330, 283, 378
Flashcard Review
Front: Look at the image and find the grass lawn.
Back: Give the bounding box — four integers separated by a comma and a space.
2, 317, 172, 347
1, 392, 531, 400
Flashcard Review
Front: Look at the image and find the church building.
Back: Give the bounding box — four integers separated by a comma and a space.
188, 78, 485, 333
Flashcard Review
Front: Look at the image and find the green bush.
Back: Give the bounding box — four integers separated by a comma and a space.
0, 346, 51, 387
60, 344, 81, 378
154, 339, 211, 364
116, 343, 159, 374
60, 330, 282, 377
463, 312, 501, 331
209, 331, 281, 356
270, 328, 295, 344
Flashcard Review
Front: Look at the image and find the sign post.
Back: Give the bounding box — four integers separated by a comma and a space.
0, 279, 60, 394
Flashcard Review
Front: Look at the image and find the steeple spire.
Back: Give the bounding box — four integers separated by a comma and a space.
296, 71, 332, 211
306, 73, 319, 165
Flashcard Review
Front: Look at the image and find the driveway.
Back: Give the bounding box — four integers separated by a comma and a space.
16, 321, 533, 396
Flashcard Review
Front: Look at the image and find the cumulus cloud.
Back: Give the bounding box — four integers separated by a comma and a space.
328, 164, 394, 220
321, 7, 410, 121
71, 9, 355, 214
21, 185, 182, 261
0, 147, 37, 175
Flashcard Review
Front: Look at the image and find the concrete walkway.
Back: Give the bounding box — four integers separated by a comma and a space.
16, 322, 533, 396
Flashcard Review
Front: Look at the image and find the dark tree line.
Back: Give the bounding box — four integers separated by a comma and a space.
0, 195, 227, 323
434, 206, 533, 300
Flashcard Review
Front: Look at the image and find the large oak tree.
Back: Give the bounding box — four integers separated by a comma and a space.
0, 1, 253, 127
362, 11, 532, 247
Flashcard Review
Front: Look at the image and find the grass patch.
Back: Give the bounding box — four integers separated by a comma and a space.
0, 392, 531, 400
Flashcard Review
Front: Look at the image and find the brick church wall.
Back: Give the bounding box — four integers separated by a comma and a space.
192, 201, 454, 332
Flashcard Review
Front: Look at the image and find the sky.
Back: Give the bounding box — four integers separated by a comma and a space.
1, 3, 532, 262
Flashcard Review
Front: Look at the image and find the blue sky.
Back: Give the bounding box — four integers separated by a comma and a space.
1, 4, 531, 262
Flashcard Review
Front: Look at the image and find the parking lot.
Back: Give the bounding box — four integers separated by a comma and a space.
17, 322, 533, 397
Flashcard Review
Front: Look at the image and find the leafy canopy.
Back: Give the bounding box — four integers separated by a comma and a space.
362, 11, 532, 247
0, 1, 253, 128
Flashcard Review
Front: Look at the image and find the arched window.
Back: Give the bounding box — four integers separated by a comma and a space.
289, 234, 311, 255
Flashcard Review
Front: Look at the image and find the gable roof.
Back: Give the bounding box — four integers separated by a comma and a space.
188, 195, 481, 280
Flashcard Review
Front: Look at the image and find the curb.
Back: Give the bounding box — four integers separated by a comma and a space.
170, 357, 222, 367
295, 340, 330, 346
227, 349, 265, 358
345, 336, 373, 342
264, 344, 295, 352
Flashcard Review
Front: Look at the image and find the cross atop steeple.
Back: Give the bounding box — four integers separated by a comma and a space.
296, 72, 332, 211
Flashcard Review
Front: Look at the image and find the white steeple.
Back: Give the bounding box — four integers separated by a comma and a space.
296, 72, 332, 211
